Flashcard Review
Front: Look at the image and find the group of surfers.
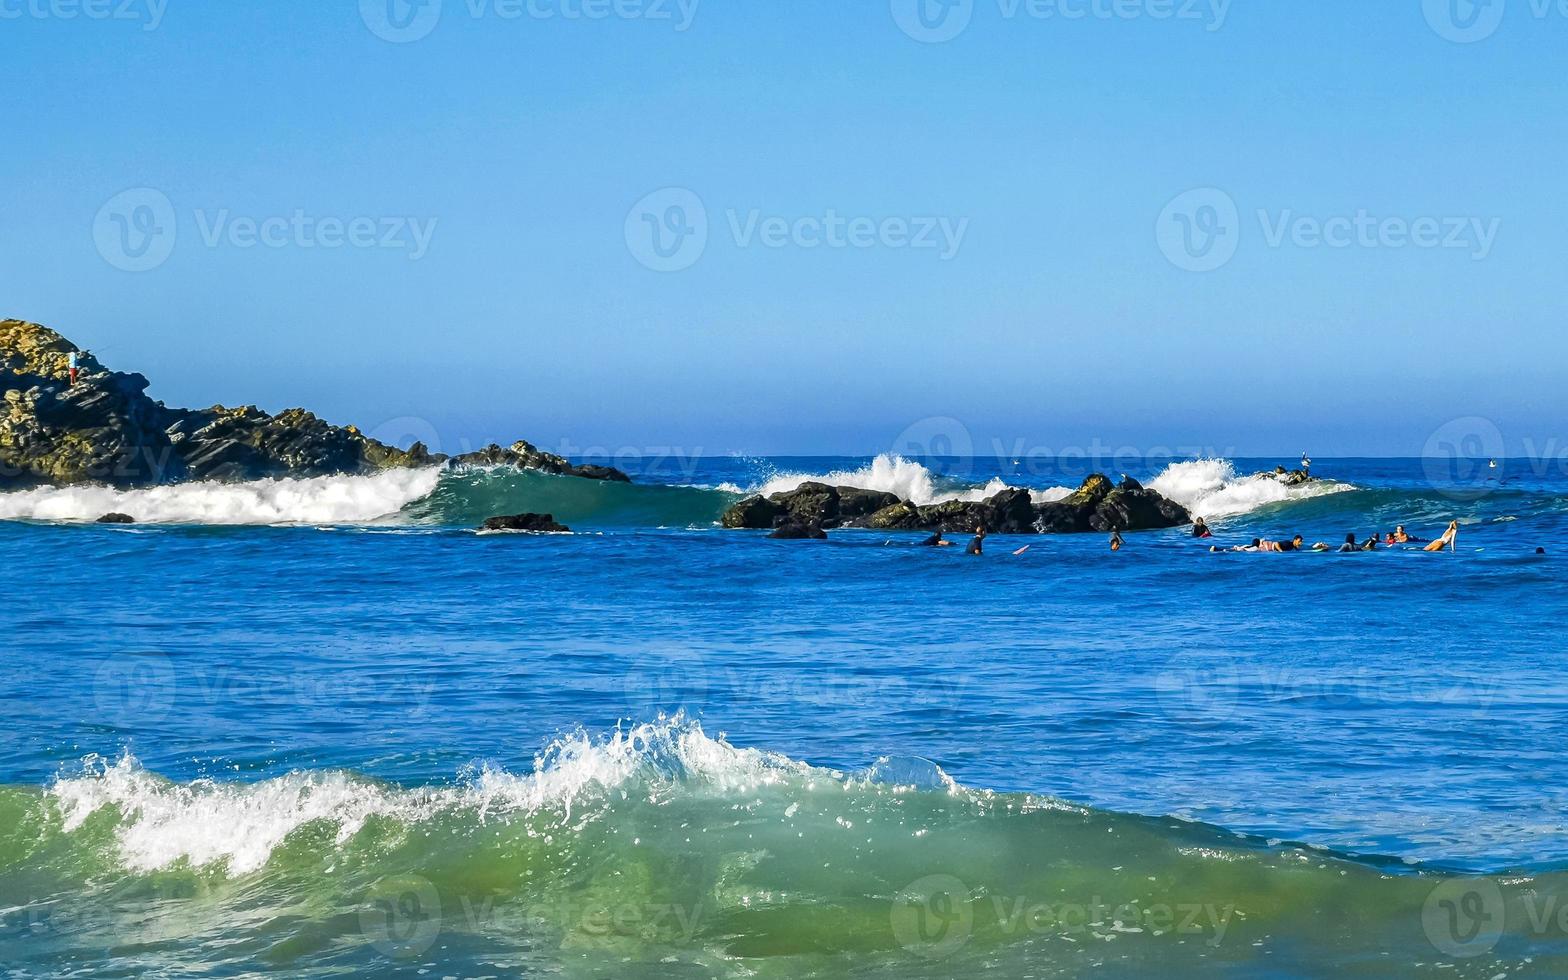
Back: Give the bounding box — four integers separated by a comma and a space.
1192, 516, 1464, 554
917, 517, 1468, 555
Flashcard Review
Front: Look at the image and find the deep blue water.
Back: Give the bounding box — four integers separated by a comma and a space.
3, 455, 1567, 976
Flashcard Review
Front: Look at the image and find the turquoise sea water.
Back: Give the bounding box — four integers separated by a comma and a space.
2, 455, 1566, 977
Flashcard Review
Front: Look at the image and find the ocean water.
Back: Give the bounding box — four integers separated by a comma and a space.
3, 455, 1566, 978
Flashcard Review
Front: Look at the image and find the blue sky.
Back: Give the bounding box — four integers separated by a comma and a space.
1, 0, 1564, 457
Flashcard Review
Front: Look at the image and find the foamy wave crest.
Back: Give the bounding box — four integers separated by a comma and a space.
754, 454, 1020, 506
0, 468, 443, 525
47, 719, 832, 876
755, 454, 940, 503
1149, 459, 1351, 520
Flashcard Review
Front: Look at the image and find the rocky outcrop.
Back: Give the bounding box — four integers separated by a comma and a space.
1, 318, 627, 488
450, 441, 629, 482
720, 482, 900, 531
480, 513, 571, 533
722, 473, 1191, 535
95, 512, 135, 524
162, 405, 437, 483
1258, 466, 1313, 486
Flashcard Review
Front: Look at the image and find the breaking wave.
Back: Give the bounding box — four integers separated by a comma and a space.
0, 467, 443, 525
0, 456, 1352, 528
5, 718, 1559, 977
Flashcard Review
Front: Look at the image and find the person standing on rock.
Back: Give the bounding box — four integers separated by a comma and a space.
965, 525, 986, 556
67, 351, 77, 386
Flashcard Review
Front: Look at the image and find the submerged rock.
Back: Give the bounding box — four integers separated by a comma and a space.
768, 519, 828, 540
95, 512, 135, 524
1, 318, 625, 489
480, 513, 571, 533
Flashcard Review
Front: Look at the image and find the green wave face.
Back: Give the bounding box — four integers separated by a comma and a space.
402, 467, 740, 529
3, 722, 1566, 978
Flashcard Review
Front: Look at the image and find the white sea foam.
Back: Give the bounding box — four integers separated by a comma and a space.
754, 454, 942, 504
47, 720, 831, 876
1148, 458, 1350, 520
0, 468, 443, 525
750, 454, 1346, 520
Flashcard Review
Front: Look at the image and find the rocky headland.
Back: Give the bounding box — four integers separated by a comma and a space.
0, 319, 627, 489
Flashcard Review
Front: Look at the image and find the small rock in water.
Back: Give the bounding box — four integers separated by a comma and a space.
768, 519, 828, 540
95, 513, 135, 524
480, 513, 570, 533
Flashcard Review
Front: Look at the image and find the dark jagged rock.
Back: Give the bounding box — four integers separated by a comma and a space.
480, 513, 570, 533
95, 512, 135, 524
1253, 466, 1312, 486
1, 318, 619, 489
720, 482, 899, 531
163, 405, 437, 483
1091, 487, 1190, 532
450, 440, 629, 482
735, 472, 1190, 536
721, 494, 784, 530
768, 519, 827, 540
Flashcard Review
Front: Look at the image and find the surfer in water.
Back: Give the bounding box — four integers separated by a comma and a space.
965, 525, 986, 556
1337, 533, 1359, 553
1192, 517, 1212, 539
921, 529, 953, 547
1109, 530, 1124, 552
1424, 521, 1460, 553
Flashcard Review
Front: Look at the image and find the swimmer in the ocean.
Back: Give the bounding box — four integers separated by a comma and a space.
1110, 530, 1124, 552
922, 529, 952, 547
1337, 533, 1359, 553
1192, 517, 1212, 539
1424, 521, 1460, 553
966, 525, 986, 556
1360, 534, 1378, 551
